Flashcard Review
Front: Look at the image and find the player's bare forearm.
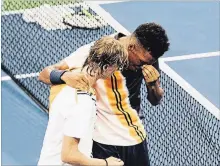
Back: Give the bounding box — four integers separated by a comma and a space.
147, 80, 164, 106
142, 64, 164, 106
38, 60, 69, 84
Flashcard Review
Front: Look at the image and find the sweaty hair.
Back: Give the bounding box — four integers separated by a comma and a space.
82, 36, 128, 76
133, 22, 170, 59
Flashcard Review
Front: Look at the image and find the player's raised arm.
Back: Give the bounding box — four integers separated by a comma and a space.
142, 61, 164, 106
38, 43, 92, 90
38, 60, 69, 85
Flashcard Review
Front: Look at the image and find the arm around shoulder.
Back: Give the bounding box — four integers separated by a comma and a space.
38, 60, 69, 85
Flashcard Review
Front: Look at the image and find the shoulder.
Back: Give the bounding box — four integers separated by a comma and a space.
64, 42, 94, 68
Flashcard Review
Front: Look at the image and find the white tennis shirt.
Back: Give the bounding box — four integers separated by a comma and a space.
38, 44, 96, 165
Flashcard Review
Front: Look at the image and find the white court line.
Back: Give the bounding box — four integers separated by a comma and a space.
87, 1, 130, 35
161, 51, 220, 62
89, 2, 220, 119
159, 60, 220, 120
1, 72, 39, 81
2, 2, 219, 119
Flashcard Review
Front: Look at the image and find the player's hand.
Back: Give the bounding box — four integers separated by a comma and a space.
61, 71, 89, 91
142, 65, 160, 85
106, 156, 124, 166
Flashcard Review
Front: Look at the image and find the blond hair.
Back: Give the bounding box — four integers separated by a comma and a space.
82, 36, 128, 76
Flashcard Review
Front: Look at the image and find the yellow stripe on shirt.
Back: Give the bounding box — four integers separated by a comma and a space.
104, 71, 146, 143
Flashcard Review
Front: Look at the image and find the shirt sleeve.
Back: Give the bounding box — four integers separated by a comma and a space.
64, 42, 94, 69
63, 95, 96, 139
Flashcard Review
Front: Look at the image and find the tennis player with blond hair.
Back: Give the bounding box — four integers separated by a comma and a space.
39, 22, 170, 166
38, 36, 127, 166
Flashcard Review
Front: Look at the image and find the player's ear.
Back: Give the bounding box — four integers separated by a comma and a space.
103, 64, 109, 71
128, 44, 135, 52
106, 65, 116, 73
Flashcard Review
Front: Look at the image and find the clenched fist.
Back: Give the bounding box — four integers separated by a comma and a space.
142, 65, 160, 85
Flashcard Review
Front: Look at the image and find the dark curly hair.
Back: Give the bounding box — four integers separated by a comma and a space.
133, 22, 170, 59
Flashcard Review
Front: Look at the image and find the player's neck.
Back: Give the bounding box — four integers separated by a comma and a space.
81, 67, 99, 87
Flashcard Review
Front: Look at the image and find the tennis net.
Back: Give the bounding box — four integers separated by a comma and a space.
1, 0, 220, 165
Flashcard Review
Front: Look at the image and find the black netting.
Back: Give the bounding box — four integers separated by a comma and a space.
2, 1, 116, 110
141, 71, 220, 166
1, 1, 220, 165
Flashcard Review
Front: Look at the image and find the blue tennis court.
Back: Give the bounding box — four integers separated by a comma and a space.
1, 71, 48, 164
101, 1, 220, 109
1, 1, 220, 165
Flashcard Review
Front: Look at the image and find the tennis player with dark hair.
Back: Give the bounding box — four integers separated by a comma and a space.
39, 22, 170, 166
38, 37, 127, 166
